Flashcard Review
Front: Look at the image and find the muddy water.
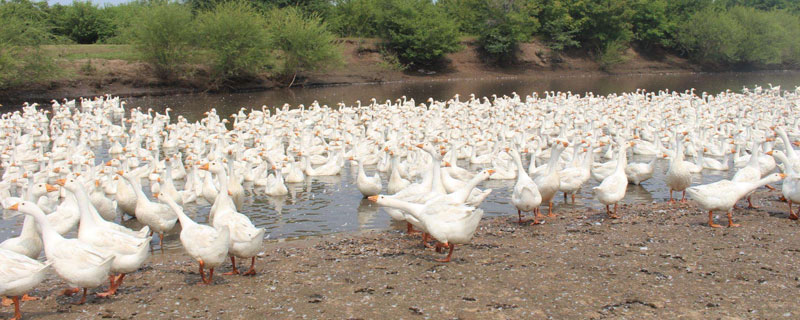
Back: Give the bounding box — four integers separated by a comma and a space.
0, 71, 798, 245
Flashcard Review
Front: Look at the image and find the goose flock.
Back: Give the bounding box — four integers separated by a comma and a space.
1, 85, 800, 318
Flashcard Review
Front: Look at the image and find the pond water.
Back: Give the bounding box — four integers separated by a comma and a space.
1, 71, 799, 246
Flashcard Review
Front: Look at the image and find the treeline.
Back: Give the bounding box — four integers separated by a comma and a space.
2, 0, 800, 89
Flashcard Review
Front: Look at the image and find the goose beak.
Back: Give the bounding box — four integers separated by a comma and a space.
780, 173, 787, 179
116, 170, 124, 176
444, 162, 451, 167
153, 193, 159, 198
416, 144, 424, 149
367, 195, 378, 202
94, 180, 100, 187
199, 163, 210, 171
766, 151, 774, 156
55, 179, 66, 186
45, 184, 59, 192
228, 191, 232, 196
8, 203, 19, 211
487, 169, 496, 174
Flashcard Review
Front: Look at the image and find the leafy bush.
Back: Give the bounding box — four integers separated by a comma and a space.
100, 2, 146, 44
266, 7, 342, 85
0, 0, 55, 88
629, 0, 672, 49
328, 0, 381, 37
50, 1, 114, 44
437, 0, 485, 35
194, 1, 271, 82
376, 0, 461, 67
538, 0, 580, 51
675, 6, 800, 66
128, 2, 194, 78
477, 0, 540, 65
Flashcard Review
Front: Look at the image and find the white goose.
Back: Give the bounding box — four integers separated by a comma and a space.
0, 248, 50, 320
159, 194, 230, 285
533, 141, 567, 217
511, 149, 542, 224
5, 201, 114, 305
265, 165, 289, 196
202, 161, 265, 276
665, 137, 692, 203
351, 156, 382, 197
60, 177, 151, 297
368, 195, 483, 263
118, 170, 177, 247
687, 173, 785, 228
593, 141, 629, 219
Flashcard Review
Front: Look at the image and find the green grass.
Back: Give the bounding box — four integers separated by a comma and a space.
41, 44, 141, 61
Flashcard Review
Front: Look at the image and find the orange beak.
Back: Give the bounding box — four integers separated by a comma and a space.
779, 173, 787, 179
199, 163, 210, 171
367, 195, 378, 202
444, 162, 451, 167
487, 169, 496, 174
116, 170, 124, 176
55, 179, 66, 186
153, 193, 159, 199
95, 180, 100, 187
766, 151, 774, 156
45, 184, 58, 192
8, 203, 19, 211
416, 144, 424, 149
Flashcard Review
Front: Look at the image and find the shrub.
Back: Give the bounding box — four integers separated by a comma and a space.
0, 0, 55, 88
538, 0, 580, 51
376, 0, 461, 67
437, 0, 485, 35
100, 2, 146, 44
266, 7, 342, 86
128, 2, 193, 78
477, 0, 540, 65
194, 1, 271, 83
50, 1, 114, 44
328, 0, 381, 37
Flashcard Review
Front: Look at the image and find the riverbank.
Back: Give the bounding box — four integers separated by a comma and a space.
8, 189, 798, 319
0, 39, 700, 104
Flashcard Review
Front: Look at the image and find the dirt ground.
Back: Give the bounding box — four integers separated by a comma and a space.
0, 39, 698, 105
5, 189, 799, 319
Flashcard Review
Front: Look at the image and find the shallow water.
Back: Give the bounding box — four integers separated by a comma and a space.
0, 71, 797, 246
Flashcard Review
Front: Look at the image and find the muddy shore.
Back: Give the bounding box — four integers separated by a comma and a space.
0, 39, 700, 105
5, 189, 800, 319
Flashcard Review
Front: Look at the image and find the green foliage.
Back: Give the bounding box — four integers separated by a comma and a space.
100, 2, 146, 44
538, 0, 580, 51
50, 1, 114, 44
568, 0, 634, 52
477, 0, 540, 64
327, 0, 381, 37
194, 1, 271, 82
266, 7, 342, 83
376, 0, 461, 67
629, 0, 672, 49
675, 5, 800, 66
128, 2, 194, 78
437, 0, 485, 35
0, 0, 55, 88
597, 39, 628, 70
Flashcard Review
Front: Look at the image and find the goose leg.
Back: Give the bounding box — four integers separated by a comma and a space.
727, 210, 741, 228
198, 259, 207, 285
534, 207, 545, 221
609, 203, 619, 219
73, 288, 87, 305
206, 268, 215, 284
61, 288, 80, 296
766, 184, 777, 191
517, 209, 524, 224
668, 189, 675, 203
571, 193, 576, 204
406, 222, 417, 234
242, 257, 257, 276
680, 191, 687, 203
223, 256, 240, 275
97, 275, 119, 297
19, 294, 38, 302
11, 296, 20, 320
564, 192, 568, 203
747, 196, 759, 209
531, 208, 543, 225
435, 243, 455, 263
708, 211, 722, 228
547, 202, 555, 217
159, 233, 164, 250
790, 200, 798, 220
422, 233, 434, 249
